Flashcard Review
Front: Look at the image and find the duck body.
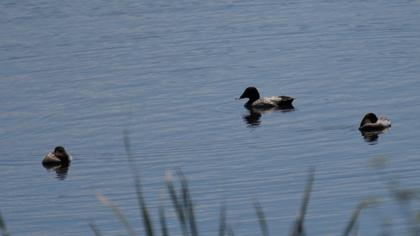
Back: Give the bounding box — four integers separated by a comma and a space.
239, 87, 294, 109
42, 146, 72, 166
359, 113, 391, 132
247, 96, 294, 109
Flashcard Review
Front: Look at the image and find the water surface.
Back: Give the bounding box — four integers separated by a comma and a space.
1, 0, 420, 235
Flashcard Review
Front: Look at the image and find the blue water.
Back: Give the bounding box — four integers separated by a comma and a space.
2, 0, 420, 235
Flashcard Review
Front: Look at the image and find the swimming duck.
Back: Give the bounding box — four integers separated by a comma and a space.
239, 87, 294, 109
42, 146, 72, 166
359, 113, 391, 132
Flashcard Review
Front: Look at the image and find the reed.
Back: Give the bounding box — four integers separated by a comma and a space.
91, 148, 380, 236
165, 170, 189, 236
97, 192, 137, 236
1, 136, 418, 235
290, 167, 315, 236
88, 222, 103, 236
254, 200, 269, 236
2, 163, 417, 235
177, 169, 199, 236
342, 201, 369, 236
218, 205, 226, 236
0, 212, 10, 236
124, 130, 155, 236
158, 206, 169, 236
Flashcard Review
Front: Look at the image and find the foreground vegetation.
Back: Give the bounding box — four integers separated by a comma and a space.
87, 133, 419, 236
1, 136, 420, 236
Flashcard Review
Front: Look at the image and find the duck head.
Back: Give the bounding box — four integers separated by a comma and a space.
54, 146, 70, 163
239, 87, 260, 103
359, 112, 378, 127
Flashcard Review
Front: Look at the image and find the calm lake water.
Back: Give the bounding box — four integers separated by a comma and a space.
2, 0, 420, 235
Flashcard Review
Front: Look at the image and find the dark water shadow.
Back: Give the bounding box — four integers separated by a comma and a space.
243, 105, 295, 127
360, 129, 389, 144
243, 110, 262, 127
43, 163, 70, 180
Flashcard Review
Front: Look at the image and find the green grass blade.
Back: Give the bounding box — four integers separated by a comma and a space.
290, 167, 315, 236
97, 193, 137, 236
165, 171, 189, 236
159, 206, 169, 236
177, 169, 189, 212
136, 177, 155, 236
88, 222, 103, 236
0, 212, 10, 236
299, 167, 315, 223
342, 202, 368, 236
123, 130, 155, 236
254, 200, 269, 236
177, 170, 199, 236
218, 205, 226, 236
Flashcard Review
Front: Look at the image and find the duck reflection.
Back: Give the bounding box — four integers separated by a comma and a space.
43, 163, 70, 180
360, 131, 379, 142
243, 110, 262, 127
360, 130, 391, 143
243, 105, 294, 127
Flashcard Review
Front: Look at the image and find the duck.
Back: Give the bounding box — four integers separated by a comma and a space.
42, 146, 72, 166
239, 87, 294, 109
359, 113, 391, 132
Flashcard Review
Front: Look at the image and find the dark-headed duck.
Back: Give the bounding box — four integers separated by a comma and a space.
359, 113, 391, 132
42, 146, 72, 166
239, 87, 294, 109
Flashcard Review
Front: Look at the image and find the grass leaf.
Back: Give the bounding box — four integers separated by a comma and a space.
88, 222, 103, 236
123, 130, 155, 236
254, 200, 269, 236
0, 212, 10, 236
218, 205, 226, 236
159, 206, 169, 236
290, 167, 315, 236
177, 169, 199, 236
96, 193, 136, 236
342, 201, 369, 236
165, 171, 189, 236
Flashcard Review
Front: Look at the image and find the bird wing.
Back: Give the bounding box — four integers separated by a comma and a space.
269, 96, 294, 106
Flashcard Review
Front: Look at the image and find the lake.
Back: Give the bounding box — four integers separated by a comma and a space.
1, 0, 420, 235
